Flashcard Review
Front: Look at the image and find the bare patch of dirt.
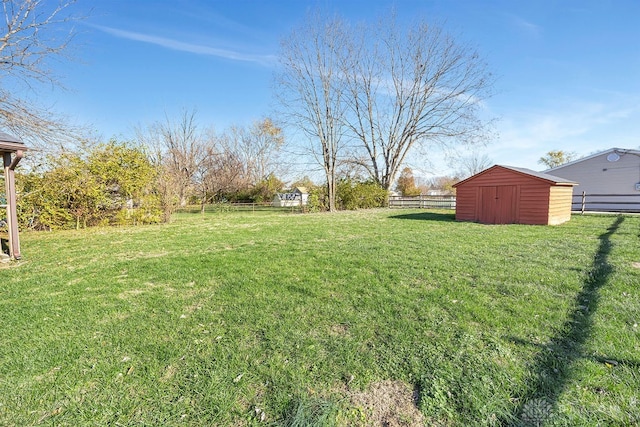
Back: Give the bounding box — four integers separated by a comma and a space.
329, 323, 350, 337
160, 364, 177, 382
113, 250, 170, 262
631, 262, 640, 269
0, 258, 26, 269
117, 289, 144, 299
348, 380, 425, 427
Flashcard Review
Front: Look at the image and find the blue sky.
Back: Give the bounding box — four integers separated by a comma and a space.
40, 0, 640, 179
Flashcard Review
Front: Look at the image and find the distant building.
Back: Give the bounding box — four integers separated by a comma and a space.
544, 148, 640, 212
272, 187, 309, 207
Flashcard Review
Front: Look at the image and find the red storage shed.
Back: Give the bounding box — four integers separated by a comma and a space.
453, 165, 577, 225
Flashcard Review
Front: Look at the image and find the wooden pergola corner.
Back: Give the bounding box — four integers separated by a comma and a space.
1, 132, 27, 260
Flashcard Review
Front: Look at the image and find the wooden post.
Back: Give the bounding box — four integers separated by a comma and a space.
581, 191, 586, 215
3, 151, 21, 259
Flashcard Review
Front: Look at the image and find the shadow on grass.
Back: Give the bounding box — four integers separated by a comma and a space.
388, 212, 456, 222
505, 215, 624, 425
507, 337, 640, 369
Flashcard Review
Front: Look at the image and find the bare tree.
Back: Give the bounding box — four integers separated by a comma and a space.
136, 109, 209, 219
138, 113, 287, 216
275, 12, 350, 211
426, 175, 459, 195
197, 143, 244, 204
454, 152, 493, 179
0, 0, 84, 147
225, 117, 285, 185
342, 15, 494, 190
157, 110, 208, 206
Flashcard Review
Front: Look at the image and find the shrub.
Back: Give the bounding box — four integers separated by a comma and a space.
16, 140, 162, 230
306, 187, 326, 212
336, 179, 387, 210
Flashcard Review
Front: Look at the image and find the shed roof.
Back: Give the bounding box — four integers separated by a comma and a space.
0, 131, 26, 152
453, 165, 577, 188
293, 186, 308, 194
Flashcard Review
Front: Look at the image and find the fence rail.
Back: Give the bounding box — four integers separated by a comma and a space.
176, 202, 304, 214
176, 193, 640, 213
573, 192, 640, 213
389, 193, 640, 213
388, 195, 456, 209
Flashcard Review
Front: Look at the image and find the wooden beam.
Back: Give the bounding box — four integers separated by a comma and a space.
8, 149, 23, 170
3, 152, 21, 259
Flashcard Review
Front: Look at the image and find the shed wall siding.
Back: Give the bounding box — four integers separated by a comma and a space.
517, 185, 550, 225
454, 187, 477, 220
548, 186, 573, 224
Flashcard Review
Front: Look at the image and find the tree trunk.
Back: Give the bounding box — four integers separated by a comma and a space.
326, 177, 336, 212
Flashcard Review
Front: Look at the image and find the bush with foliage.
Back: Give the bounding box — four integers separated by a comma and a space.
248, 173, 285, 203
336, 178, 387, 210
17, 140, 162, 230
306, 188, 325, 212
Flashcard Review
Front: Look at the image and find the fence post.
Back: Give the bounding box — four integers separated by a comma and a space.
581, 191, 586, 215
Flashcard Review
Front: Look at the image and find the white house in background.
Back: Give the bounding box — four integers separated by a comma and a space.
272, 187, 309, 207
544, 148, 640, 212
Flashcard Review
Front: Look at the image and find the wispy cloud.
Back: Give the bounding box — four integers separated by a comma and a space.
503, 102, 633, 146
506, 14, 542, 37
486, 99, 640, 169
93, 24, 277, 66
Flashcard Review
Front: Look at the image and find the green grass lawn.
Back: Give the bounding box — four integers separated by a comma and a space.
1, 209, 639, 426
